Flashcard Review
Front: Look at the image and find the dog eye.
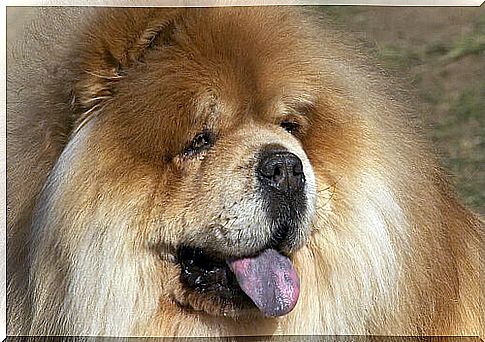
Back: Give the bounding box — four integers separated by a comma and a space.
183, 130, 214, 156
280, 120, 300, 135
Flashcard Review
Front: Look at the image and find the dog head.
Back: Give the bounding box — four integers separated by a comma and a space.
68, 7, 327, 318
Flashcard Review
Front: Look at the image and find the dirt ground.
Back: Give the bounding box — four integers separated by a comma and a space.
6, 6, 484, 214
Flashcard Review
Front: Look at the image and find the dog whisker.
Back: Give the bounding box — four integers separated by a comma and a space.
84, 69, 124, 80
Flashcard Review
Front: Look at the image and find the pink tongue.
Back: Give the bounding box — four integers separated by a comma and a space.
226, 249, 300, 317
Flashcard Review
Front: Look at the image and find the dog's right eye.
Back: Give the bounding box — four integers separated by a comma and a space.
183, 130, 215, 157
280, 120, 301, 135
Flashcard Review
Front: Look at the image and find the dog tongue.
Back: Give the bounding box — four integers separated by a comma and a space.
226, 249, 300, 317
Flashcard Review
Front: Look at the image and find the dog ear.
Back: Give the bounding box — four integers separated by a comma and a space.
71, 9, 180, 132
135, 19, 177, 59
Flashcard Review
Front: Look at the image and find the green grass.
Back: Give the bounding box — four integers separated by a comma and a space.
430, 86, 484, 211
376, 44, 421, 69
442, 29, 485, 61
428, 17, 485, 61
449, 88, 484, 121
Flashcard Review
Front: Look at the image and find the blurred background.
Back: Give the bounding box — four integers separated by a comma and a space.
7, 6, 484, 214
322, 6, 484, 215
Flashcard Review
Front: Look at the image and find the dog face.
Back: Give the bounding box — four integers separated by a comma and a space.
66, 8, 327, 318
158, 112, 317, 318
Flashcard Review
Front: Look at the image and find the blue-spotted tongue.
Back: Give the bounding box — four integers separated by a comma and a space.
226, 248, 300, 317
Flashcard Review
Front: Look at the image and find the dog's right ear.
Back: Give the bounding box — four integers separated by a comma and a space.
133, 18, 178, 61
71, 9, 182, 132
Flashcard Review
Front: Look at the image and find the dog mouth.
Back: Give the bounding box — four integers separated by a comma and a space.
177, 246, 300, 317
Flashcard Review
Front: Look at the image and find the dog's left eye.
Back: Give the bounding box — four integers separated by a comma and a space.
183, 130, 215, 157
280, 120, 300, 135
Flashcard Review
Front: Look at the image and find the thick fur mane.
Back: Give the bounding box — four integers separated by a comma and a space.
7, 7, 482, 338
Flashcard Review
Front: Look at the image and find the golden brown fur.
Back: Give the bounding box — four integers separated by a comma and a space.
7, 7, 483, 338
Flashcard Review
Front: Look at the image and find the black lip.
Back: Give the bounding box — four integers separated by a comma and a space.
176, 246, 250, 301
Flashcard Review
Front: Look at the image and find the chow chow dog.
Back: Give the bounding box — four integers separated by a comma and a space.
7, 6, 483, 338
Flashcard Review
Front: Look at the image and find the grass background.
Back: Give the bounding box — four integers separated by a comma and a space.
322, 6, 484, 215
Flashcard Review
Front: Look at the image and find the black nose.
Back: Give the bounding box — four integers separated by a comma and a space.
257, 146, 305, 195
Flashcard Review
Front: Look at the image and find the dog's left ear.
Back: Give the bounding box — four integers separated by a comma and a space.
71, 8, 181, 131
